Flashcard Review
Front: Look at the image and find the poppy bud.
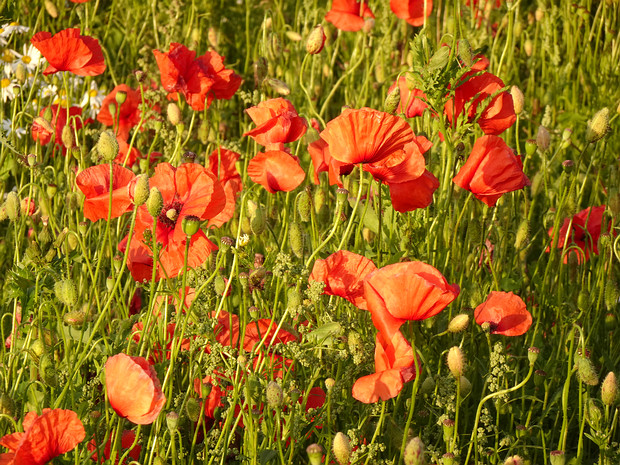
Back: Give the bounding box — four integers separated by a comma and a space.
214, 275, 227, 296
30, 339, 46, 359
332, 432, 352, 465
384, 84, 400, 114
306, 444, 323, 465
63, 306, 90, 326
97, 130, 119, 162
585, 398, 602, 429
185, 398, 201, 422
54, 279, 77, 307
0, 393, 15, 416
131, 174, 149, 207
288, 221, 305, 258
586, 107, 609, 143
39, 353, 57, 386
605, 312, 617, 331
524, 139, 537, 157
166, 411, 179, 433
167, 102, 182, 126
575, 352, 599, 386
528, 346, 540, 365
362, 18, 375, 33
313, 188, 326, 214
347, 331, 364, 364
250, 206, 266, 236
297, 189, 312, 222
447, 346, 465, 377
504, 456, 524, 465
604, 278, 619, 311
306, 25, 326, 55
266, 381, 283, 408
459, 376, 472, 396
403, 437, 425, 465
147, 187, 163, 218
325, 378, 336, 392
457, 39, 473, 67
181, 151, 196, 164
550, 450, 565, 465
420, 376, 435, 395
447, 314, 469, 333
601, 372, 618, 406
44, 0, 58, 18
115, 90, 127, 106
265, 78, 291, 96
511, 86, 524, 115
15, 63, 26, 84
181, 215, 201, 237
5, 192, 19, 221
536, 126, 550, 151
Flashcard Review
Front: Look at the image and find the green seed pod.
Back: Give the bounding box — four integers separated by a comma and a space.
166, 411, 179, 433
384, 84, 400, 114
288, 221, 304, 258
297, 189, 312, 222
132, 174, 149, 207
404, 437, 425, 465
332, 432, 352, 465
54, 279, 77, 307
181, 215, 201, 237
549, 450, 565, 465
5, 192, 19, 221
147, 187, 163, 218
266, 381, 283, 408
420, 376, 435, 395
577, 290, 589, 311
459, 376, 472, 396
185, 397, 201, 423
96, 130, 119, 162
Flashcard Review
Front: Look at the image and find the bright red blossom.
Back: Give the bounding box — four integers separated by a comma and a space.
325, 0, 375, 32
206, 148, 242, 228
0, 409, 85, 465
243, 98, 307, 150
247, 150, 306, 193
390, 0, 433, 27
31, 105, 87, 149
474, 291, 532, 336
76, 164, 136, 222
97, 84, 142, 140
104, 353, 166, 425
31, 28, 105, 76
453, 135, 529, 207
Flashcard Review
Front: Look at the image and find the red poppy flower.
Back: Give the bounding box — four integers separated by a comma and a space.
88, 430, 141, 465
31, 28, 105, 76
389, 76, 428, 118
387, 169, 439, 212
390, 0, 433, 27
153, 43, 241, 111
364, 261, 460, 337
126, 162, 226, 281
547, 206, 610, 264
70, 0, 89, 3
325, 0, 375, 32
31, 105, 86, 149
206, 147, 242, 228
320, 108, 414, 165
309, 250, 377, 310
115, 135, 142, 167
0, 408, 85, 464
104, 353, 166, 425
352, 330, 418, 403
444, 71, 516, 135
453, 135, 530, 207
474, 291, 532, 336
97, 84, 142, 140
308, 137, 354, 187
76, 164, 137, 222
243, 98, 307, 150
247, 150, 306, 193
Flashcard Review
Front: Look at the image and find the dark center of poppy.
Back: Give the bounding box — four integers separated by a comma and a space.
158, 200, 183, 229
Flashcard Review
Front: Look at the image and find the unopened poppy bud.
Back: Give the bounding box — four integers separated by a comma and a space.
586, 107, 609, 143
447, 314, 469, 333
0, 393, 15, 416
457, 39, 473, 67
575, 352, 599, 386
115, 90, 127, 106
314, 188, 326, 213
332, 432, 352, 465
53, 227, 69, 249
528, 346, 540, 365
447, 346, 465, 377
288, 221, 304, 258
132, 174, 149, 207
536, 126, 550, 151
605, 312, 617, 331
167, 102, 182, 126
306, 25, 326, 54
265, 78, 291, 96
147, 187, 163, 218
33, 116, 54, 137
250, 206, 266, 235
306, 444, 323, 465
266, 381, 283, 408
585, 398, 602, 429
459, 376, 472, 396
362, 17, 375, 33
384, 85, 400, 114
185, 397, 201, 422
297, 189, 312, 222
325, 378, 336, 392
107, 102, 117, 117
166, 411, 179, 433
601, 372, 618, 406
30, 339, 46, 359
214, 275, 227, 296
63, 306, 90, 326
605, 279, 619, 311
504, 456, 524, 465
511, 86, 524, 115
54, 279, 77, 307
97, 130, 119, 162
39, 353, 56, 386
44, 0, 58, 18
420, 375, 435, 395
442, 452, 455, 465
181, 215, 200, 237
5, 192, 19, 221
404, 437, 425, 465
249, 267, 266, 289
549, 450, 565, 465
15, 63, 26, 84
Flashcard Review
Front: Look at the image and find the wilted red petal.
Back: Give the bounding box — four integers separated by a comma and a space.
247, 151, 306, 193
474, 291, 532, 336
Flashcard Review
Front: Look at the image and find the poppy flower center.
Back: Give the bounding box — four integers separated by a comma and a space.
158, 201, 183, 229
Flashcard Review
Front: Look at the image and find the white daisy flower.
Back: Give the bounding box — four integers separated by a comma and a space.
0, 77, 18, 102
39, 83, 58, 99
2, 119, 26, 139
0, 22, 30, 46
79, 81, 106, 119
10, 44, 44, 75
0, 48, 17, 77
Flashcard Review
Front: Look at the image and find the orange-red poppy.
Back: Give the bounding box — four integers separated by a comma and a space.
386, 169, 439, 212
243, 98, 307, 150
453, 135, 529, 207
444, 71, 516, 135
325, 0, 375, 32
97, 84, 142, 140
206, 147, 242, 228
104, 353, 166, 425
547, 206, 610, 264
308, 137, 354, 187
247, 150, 306, 193
88, 430, 141, 465
31, 28, 105, 76
320, 108, 414, 165
352, 330, 418, 403
309, 250, 377, 310
474, 291, 532, 336
31, 105, 87, 149
195, 50, 243, 102
364, 261, 460, 337
0, 408, 85, 464
126, 163, 226, 281
390, 0, 433, 27
76, 164, 137, 222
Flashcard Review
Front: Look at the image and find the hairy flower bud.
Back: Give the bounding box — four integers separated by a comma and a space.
266, 381, 283, 408
54, 279, 77, 307
5, 192, 19, 221
306, 444, 323, 465
447, 346, 465, 377
404, 437, 425, 465
601, 372, 618, 406
536, 126, 550, 151
297, 189, 313, 222
132, 174, 149, 207
332, 432, 352, 465
511, 86, 524, 115
147, 187, 163, 218
586, 107, 610, 143
447, 314, 470, 333
306, 25, 326, 55
288, 221, 304, 258
457, 39, 473, 67
97, 130, 119, 162
384, 84, 400, 114
167, 102, 182, 126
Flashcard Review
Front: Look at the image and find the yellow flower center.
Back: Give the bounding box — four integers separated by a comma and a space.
22, 56, 31, 64
1, 78, 10, 89
89, 89, 99, 98
1, 50, 14, 63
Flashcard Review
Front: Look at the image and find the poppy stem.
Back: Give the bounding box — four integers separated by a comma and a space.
336, 167, 365, 251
